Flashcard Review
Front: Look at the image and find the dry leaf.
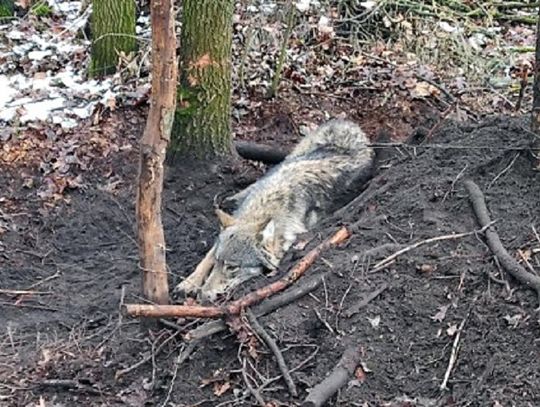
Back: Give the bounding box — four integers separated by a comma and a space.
411, 81, 440, 99
367, 315, 381, 328
417, 264, 435, 274
213, 381, 231, 397
446, 324, 458, 336
355, 367, 367, 382
503, 314, 521, 328
431, 305, 449, 322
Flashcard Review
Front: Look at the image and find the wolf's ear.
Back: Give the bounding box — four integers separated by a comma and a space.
259, 219, 279, 253
215, 208, 236, 228
259, 219, 275, 243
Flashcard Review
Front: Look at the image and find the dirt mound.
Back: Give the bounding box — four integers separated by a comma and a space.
1, 117, 539, 406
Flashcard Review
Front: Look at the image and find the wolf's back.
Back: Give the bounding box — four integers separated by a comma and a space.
288, 119, 370, 159
235, 119, 374, 224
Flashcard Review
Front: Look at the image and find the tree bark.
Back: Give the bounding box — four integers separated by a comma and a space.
90, 0, 136, 77
136, 0, 177, 308
0, 0, 14, 17
531, 5, 540, 170
169, 0, 234, 158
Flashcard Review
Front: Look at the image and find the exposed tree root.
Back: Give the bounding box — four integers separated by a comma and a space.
464, 180, 540, 308
302, 345, 364, 407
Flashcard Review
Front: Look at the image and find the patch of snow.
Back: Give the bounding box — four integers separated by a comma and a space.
0, 75, 18, 107
0, 0, 144, 128
296, 0, 310, 12
19, 98, 66, 123
6, 30, 25, 40
360, 1, 377, 10
28, 50, 53, 61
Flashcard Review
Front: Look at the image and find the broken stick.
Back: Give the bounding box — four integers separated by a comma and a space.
302, 345, 363, 407
187, 272, 325, 341
464, 180, 540, 307
124, 227, 351, 319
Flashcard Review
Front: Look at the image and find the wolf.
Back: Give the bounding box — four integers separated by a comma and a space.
175, 119, 375, 301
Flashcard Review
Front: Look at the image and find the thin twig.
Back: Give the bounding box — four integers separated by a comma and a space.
487, 153, 520, 189
442, 164, 469, 203
440, 303, 474, 390
186, 272, 325, 341
159, 343, 197, 407
371, 224, 494, 272
246, 310, 297, 396
241, 358, 267, 407
115, 331, 180, 379
0, 290, 52, 296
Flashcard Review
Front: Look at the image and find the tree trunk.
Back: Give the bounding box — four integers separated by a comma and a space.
169, 0, 234, 158
0, 0, 14, 18
531, 5, 540, 170
137, 0, 177, 309
90, 0, 136, 77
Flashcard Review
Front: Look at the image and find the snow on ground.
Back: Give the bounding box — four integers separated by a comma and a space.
0, 0, 150, 130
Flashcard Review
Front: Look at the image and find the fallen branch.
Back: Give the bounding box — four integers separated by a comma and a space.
464, 180, 540, 307
246, 309, 297, 396
125, 227, 351, 319
186, 272, 325, 341
302, 345, 363, 407
235, 141, 288, 165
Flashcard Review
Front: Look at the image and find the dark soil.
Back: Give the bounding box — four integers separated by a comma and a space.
1, 116, 539, 407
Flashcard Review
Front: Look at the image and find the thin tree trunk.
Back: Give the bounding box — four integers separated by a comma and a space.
0, 0, 14, 17
90, 0, 136, 77
532, 5, 540, 170
136, 0, 177, 309
169, 0, 234, 158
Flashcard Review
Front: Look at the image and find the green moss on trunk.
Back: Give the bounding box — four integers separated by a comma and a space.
0, 0, 14, 18
169, 0, 234, 159
89, 0, 136, 77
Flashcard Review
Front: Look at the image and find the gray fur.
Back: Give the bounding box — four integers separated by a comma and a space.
175, 119, 374, 301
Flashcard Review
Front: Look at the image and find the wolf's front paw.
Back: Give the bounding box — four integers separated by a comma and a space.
173, 278, 201, 297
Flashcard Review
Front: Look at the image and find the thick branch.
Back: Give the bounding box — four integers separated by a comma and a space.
302, 345, 363, 407
136, 0, 177, 307
125, 227, 351, 318
464, 180, 540, 307
235, 141, 288, 164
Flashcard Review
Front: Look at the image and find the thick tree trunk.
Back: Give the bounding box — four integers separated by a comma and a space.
0, 0, 14, 18
90, 0, 136, 77
532, 5, 540, 170
136, 0, 177, 308
169, 0, 234, 158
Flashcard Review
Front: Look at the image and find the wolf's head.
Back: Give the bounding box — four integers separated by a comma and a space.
199, 209, 281, 301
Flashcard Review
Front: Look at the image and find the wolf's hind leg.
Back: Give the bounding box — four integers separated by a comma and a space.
174, 245, 216, 296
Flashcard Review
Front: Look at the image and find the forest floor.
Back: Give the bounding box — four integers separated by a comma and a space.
1, 1, 540, 407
